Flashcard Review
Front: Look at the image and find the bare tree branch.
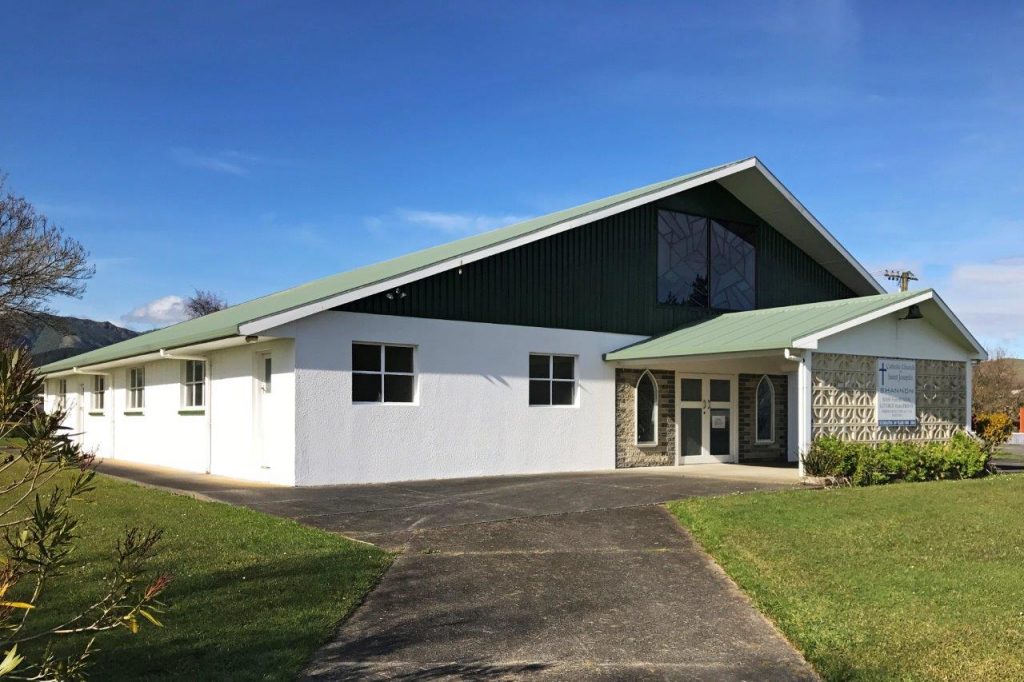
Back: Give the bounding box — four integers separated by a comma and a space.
183, 289, 227, 319
0, 173, 94, 344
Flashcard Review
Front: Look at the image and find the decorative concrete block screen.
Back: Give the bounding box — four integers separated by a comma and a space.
615, 369, 676, 467
812, 352, 966, 443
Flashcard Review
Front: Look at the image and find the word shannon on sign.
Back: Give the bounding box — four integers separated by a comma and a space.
876, 358, 917, 426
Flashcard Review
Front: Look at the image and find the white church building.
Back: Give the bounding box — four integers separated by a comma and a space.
40, 158, 987, 486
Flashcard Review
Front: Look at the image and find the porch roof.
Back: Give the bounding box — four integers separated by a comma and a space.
604, 289, 987, 362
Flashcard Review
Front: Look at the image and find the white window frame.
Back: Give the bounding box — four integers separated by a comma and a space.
56, 379, 67, 410
635, 370, 659, 446
127, 367, 145, 412
351, 342, 417, 405
528, 353, 578, 408
181, 360, 206, 410
260, 354, 272, 394
90, 375, 105, 413
755, 375, 775, 444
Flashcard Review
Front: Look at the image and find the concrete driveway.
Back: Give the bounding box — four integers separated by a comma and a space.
99, 461, 817, 681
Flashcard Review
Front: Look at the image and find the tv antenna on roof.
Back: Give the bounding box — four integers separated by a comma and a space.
883, 269, 918, 292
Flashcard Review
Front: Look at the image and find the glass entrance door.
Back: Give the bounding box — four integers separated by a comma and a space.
677, 374, 736, 463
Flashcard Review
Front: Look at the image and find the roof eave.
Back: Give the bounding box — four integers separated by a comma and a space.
37, 333, 249, 376
791, 289, 988, 360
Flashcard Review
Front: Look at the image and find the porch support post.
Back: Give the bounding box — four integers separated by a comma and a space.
796, 352, 814, 477
964, 360, 973, 432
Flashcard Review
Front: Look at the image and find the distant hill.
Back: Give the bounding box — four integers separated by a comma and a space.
16, 314, 138, 366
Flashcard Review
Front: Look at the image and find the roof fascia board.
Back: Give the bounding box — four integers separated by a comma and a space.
750, 159, 885, 295
928, 290, 988, 359
605, 348, 787, 363
239, 159, 762, 335
41, 352, 166, 377
791, 292, 934, 348
39, 334, 247, 377
791, 290, 987, 359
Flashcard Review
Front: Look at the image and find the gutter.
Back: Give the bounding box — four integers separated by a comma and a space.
158, 349, 207, 362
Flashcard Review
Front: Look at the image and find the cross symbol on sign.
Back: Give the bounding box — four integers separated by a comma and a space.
879, 362, 887, 386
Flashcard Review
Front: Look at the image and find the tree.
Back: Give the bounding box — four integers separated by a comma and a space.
0, 175, 93, 343
183, 289, 227, 319
972, 348, 1023, 419
975, 412, 1014, 455
0, 348, 168, 679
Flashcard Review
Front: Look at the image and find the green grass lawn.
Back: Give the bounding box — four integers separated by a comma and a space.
669, 476, 1024, 681
13, 471, 392, 680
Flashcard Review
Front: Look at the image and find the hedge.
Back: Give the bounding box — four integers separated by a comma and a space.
803, 431, 990, 486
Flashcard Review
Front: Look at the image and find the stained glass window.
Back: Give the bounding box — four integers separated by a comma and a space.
710, 220, 755, 311
657, 210, 755, 311
657, 211, 708, 307
756, 375, 774, 443
636, 372, 657, 445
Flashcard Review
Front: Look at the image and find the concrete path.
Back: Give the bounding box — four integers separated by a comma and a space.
98, 461, 817, 680
993, 443, 1024, 473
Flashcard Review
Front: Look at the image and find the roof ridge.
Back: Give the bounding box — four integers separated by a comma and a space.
40, 157, 888, 373
217, 158, 757, 310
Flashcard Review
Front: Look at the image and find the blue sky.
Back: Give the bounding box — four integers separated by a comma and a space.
2, 1, 1023, 354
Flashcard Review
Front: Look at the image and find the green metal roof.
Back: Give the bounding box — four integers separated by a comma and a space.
604, 290, 929, 361
40, 159, 751, 374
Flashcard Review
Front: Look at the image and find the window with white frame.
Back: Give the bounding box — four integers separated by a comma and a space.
91, 375, 105, 412
352, 343, 415, 403
528, 354, 576, 406
755, 375, 775, 443
127, 367, 145, 410
57, 379, 67, 409
635, 371, 658, 445
183, 360, 205, 408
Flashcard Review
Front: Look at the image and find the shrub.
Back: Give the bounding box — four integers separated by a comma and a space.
0, 347, 169, 678
802, 436, 852, 481
803, 431, 989, 486
975, 412, 1014, 454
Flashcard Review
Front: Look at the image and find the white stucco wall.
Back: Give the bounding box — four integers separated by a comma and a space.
207, 339, 296, 483
292, 311, 643, 485
815, 311, 974, 361
45, 339, 296, 485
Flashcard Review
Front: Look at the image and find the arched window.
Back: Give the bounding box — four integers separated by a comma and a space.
636, 371, 658, 445
755, 375, 775, 443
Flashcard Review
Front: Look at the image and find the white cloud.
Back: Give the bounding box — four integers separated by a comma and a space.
170, 148, 259, 176
941, 258, 1024, 355
756, 0, 861, 50
393, 209, 530, 236
121, 295, 187, 329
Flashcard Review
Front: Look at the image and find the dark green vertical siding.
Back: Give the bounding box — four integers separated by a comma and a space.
339, 182, 856, 336
757, 227, 852, 307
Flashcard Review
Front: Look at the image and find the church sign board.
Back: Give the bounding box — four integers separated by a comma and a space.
876, 358, 917, 426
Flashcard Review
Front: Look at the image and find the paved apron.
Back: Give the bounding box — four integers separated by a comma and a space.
98, 461, 818, 681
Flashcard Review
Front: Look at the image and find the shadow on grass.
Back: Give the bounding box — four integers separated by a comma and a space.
37, 551, 389, 681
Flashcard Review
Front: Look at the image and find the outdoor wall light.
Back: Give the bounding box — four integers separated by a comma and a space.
385, 287, 407, 300
900, 304, 924, 321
